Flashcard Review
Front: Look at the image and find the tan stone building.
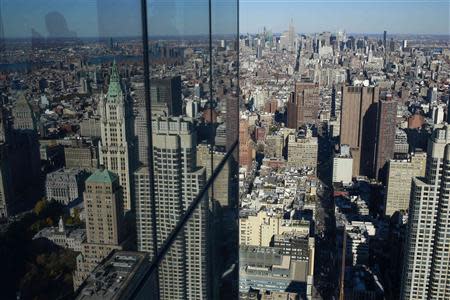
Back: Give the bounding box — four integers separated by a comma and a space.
64, 144, 98, 170
239, 210, 310, 247
385, 152, 426, 216
73, 168, 125, 289
287, 131, 318, 171
98, 62, 132, 210
265, 134, 284, 158
197, 143, 230, 207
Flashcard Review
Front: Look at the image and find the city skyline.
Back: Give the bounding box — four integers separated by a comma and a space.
1, 1, 450, 299
0, 0, 448, 38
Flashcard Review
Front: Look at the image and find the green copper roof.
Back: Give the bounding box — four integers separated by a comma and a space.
110, 60, 120, 83
107, 60, 122, 100
86, 168, 118, 184
16, 92, 30, 108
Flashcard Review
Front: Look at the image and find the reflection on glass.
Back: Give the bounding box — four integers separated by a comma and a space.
0, 0, 238, 299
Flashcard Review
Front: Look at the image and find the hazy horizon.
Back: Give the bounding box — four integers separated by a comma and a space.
0, 0, 448, 38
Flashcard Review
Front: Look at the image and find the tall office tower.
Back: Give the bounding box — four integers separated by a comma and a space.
225, 95, 239, 155
0, 106, 12, 218
402, 40, 408, 49
340, 86, 379, 177
136, 116, 210, 300
331, 85, 337, 118
239, 117, 253, 170
401, 125, 450, 299
286, 81, 320, 129
197, 144, 230, 207
132, 82, 148, 166
98, 62, 132, 211
384, 152, 426, 216
12, 92, 35, 130
383, 30, 387, 51
390, 38, 395, 52
447, 89, 450, 124
288, 19, 295, 52
73, 168, 125, 289
150, 76, 182, 117
374, 98, 398, 182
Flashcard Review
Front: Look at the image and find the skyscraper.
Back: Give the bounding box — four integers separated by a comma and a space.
197, 143, 230, 207
135, 116, 210, 300
331, 85, 337, 118
374, 97, 397, 182
287, 81, 320, 129
73, 168, 125, 289
0, 106, 12, 218
340, 86, 379, 177
401, 125, 450, 299
288, 19, 296, 52
150, 76, 182, 117
384, 152, 426, 216
12, 92, 35, 131
383, 30, 387, 52
131, 81, 149, 166
98, 62, 133, 211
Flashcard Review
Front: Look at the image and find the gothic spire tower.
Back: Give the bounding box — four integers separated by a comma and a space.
98, 61, 132, 211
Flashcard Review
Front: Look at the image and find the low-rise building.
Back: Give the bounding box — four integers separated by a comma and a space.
345, 221, 376, 266
239, 210, 310, 247
240, 245, 312, 298
265, 134, 284, 158
33, 217, 86, 252
64, 142, 98, 171
287, 130, 317, 172
46, 168, 89, 205
75, 251, 152, 300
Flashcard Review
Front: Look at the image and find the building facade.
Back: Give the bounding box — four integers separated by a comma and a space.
135, 116, 210, 300
239, 210, 310, 247
98, 62, 133, 211
12, 92, 35, 131
73, 168, 125, 289
287, 131, 318, 171
46, 168, 88, 205
287, 82, 320, 129
384, 152, 426, 216
64, 142, 98, 171
340, 86, 379, 177
150, 76, 182, 117
197, 144, 230, 207
374, 98, 398, 182
401, 125, 450, 299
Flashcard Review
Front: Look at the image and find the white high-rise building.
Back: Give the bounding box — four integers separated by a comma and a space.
98, 62, 133, 211
401, 125, 450, 299
333, 145, 353, 185
135, 116, 210, 300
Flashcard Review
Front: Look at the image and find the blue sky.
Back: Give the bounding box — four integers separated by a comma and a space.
240, 0, 450, 35
0, 0, 448, 38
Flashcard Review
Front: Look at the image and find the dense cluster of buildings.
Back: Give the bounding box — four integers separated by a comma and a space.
238, 25, 450, 300
0, 12, 449, 299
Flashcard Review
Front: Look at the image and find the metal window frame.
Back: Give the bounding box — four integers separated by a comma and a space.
136, 0, 240, 298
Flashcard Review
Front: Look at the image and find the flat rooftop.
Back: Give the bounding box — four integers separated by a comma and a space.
76, 251, 150, 300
